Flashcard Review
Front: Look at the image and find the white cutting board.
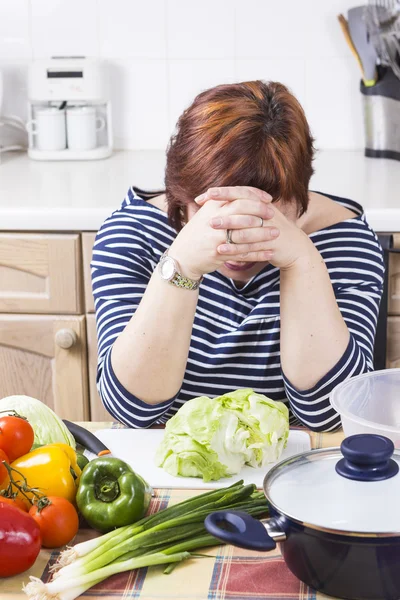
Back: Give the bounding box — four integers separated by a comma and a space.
94, 429, 311, 489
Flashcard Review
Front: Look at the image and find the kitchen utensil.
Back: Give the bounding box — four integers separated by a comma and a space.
93, 428, 311, 489
63, 420, 112, 457
66, 106, 106, 151
348, 6, 378, 85
25, 107, 66, 151
382, 31, 400, 78
365, 1, 400, 75
366, 0, 400, 36
331, 368, 400, 444
205, 434, 400, 600
338, 14, 369, 83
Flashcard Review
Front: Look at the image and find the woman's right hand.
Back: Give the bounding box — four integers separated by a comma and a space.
168, 188, 274, 279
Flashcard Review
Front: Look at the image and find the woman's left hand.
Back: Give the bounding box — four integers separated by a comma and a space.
195, 186, 315, 270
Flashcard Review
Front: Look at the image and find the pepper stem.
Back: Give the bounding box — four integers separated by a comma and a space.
95, 476, 120, 502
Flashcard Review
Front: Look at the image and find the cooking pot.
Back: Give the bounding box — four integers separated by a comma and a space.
205, 434, 400, 600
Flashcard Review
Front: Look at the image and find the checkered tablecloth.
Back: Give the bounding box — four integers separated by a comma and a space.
0, 423, 344, 600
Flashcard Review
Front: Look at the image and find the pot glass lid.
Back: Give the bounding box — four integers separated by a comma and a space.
265, 434, 400, 534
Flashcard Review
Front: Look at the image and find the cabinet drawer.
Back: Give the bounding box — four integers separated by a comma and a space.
82, 233, 96, 313
387, 316, 400, 369
388, 234, 400, 316
0, 233, 82, 314
0, 314, 89, 420
87, 313, 111, 421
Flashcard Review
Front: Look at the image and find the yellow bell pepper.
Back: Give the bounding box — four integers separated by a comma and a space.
1, 443, 81, 506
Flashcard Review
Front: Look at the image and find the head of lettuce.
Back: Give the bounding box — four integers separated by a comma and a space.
155, 389, 289, 482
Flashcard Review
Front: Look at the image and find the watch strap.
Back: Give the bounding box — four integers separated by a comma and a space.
170, 271, 202, 290
159, 249, 203, 290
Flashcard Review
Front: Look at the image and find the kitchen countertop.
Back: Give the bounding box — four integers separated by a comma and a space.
1, 149, 399, 232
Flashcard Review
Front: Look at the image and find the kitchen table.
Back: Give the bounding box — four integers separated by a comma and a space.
0, 422, 344, 600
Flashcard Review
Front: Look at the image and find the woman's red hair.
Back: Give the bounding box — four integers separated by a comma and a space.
165, 80, 315, 231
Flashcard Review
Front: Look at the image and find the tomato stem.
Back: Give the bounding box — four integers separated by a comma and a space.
0, 410, 28, 421
1, 461, 44, 505
35, 496, 52, 513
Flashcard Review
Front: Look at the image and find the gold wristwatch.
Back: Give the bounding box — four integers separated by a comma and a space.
158, 250, 203, 290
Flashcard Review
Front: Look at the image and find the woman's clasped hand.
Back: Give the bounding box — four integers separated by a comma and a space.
169, 185, 312, 280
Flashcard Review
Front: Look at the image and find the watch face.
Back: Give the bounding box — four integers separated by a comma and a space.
160, 256, 176, 280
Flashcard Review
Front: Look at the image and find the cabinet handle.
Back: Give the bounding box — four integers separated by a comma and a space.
55, 328, 77, 349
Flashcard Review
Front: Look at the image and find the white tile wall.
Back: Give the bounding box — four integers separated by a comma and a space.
0, 0, 31, 60
109, 59, 169, 149
235, 0, 307, 59
30, 0, 99, 58
0, 0, 368, 150
167, 0, 235, 59
98, 0, 166, 58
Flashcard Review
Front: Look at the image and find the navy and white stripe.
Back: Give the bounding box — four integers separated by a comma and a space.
91, 187, 384, 432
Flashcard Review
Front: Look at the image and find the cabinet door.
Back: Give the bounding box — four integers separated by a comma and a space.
0, 315, 89, 420
82, 233, 96, 313
388, 234, 400, 316
387, 316, 400, 369
0, 233, 82, 314
86, 313, 111, 421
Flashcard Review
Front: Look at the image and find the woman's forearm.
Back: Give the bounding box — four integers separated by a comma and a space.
279, 241, 350, 390
111, 268, 199, 405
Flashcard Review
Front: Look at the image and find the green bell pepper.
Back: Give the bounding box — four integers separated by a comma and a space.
76, 451, 89, 471
76, 457, 152, 532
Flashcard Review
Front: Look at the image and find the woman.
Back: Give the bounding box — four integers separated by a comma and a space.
92, 81, 384, 433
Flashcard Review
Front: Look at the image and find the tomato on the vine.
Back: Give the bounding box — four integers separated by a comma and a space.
0, 495, 29, 512
0, 415, 34, 462
29, 496, 79, 548
0, 449, 9, 486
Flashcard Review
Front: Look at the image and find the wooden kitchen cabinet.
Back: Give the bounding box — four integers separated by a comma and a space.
86, 313, 111, 421
388, 234, 400, 316
82, 233, 96, 313
387, 317, 400, 369
83, 235, 111, 420
0, 233, 83, 314
0, 314, 89, 420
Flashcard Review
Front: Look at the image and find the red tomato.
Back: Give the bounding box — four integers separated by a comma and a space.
29, 496, 79, 548
0, 495, 29, 512
0, 416, 34, 462
0, 502, 41, 577
0, 449, 9, 485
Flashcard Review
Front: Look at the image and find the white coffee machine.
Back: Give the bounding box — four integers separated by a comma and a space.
27, 57, 113, 160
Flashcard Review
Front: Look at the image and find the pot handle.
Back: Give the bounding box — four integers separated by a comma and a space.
204, 510, 278, 551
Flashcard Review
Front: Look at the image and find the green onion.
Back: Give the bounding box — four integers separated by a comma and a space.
24, 552, 191, 600
25, 481, 268, 600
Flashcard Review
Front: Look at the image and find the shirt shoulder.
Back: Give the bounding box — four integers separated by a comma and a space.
95, 187, 177, 257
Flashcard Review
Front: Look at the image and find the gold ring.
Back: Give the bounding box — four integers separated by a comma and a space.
226, 229, 234, 244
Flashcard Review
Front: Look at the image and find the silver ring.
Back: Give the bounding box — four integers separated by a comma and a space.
259, 217, 264, 227
226, 229, 234, 244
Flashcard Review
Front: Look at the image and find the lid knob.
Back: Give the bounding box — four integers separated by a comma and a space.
336, 434, 399, 482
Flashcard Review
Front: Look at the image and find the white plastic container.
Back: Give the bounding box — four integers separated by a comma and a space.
331, 369, 400, 448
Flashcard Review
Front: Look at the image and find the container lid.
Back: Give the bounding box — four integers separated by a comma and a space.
264, 434, 400, 535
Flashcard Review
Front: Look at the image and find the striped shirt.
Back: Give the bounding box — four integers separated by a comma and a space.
92, 187, 384, 432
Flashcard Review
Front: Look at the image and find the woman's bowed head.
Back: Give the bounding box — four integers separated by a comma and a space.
165, 81, 317, 284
